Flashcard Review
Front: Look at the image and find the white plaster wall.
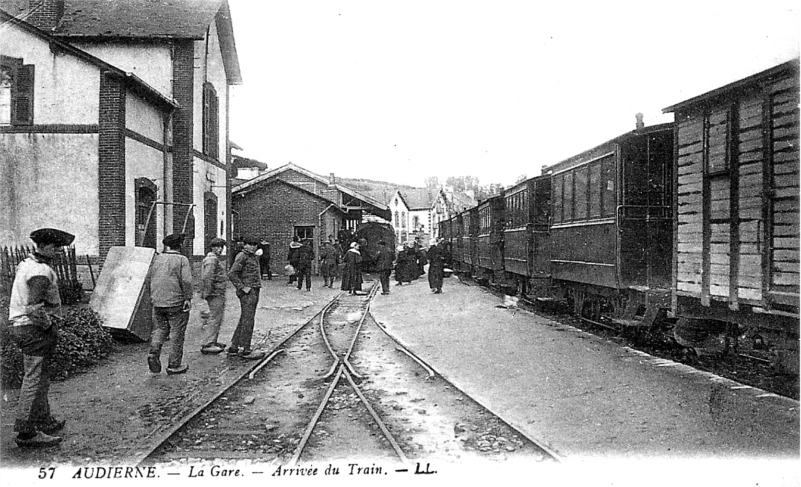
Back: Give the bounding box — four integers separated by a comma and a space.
125, 92, 164, 143
2, 25, 99, 124
0, 133, 99, 253
193, 21, 229, 162
191, 157, 227, 254
71, 42, 173, 98
125, 138, 167, 248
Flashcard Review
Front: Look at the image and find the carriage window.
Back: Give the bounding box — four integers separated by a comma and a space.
553, 174, 563, 224
589, 162, 602, 218
602, 157, 616, 217
575, 166, 588, 220
563, 171, 574, 222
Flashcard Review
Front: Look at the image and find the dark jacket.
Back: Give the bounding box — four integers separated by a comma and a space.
295, 243, 315, 266
374, 246, 395, 271
287, 241, 302, 265
228, 250, 261, 291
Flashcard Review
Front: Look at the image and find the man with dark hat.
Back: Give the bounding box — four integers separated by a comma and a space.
319, 239, 340, 288
8, 228, 74, 447
199, 237, 228, 355
147, 233, 193, 375
227, 236, 265, 360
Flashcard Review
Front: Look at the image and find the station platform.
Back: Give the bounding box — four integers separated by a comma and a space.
370, 274, 799, 476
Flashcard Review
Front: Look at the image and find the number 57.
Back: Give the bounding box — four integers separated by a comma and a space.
38, 467, 55, 479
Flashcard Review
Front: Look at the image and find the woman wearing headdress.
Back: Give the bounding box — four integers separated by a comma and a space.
341, 242, 363, 294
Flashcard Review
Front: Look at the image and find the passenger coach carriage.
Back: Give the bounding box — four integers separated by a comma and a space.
475, 196, 505, 283
548, 122, 674, 321
502, 174, 551, 296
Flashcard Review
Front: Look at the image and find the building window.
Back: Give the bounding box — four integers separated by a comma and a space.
401, 212, 406, 228
413, 215, 419, 228
394, 211, 399, 227
202, 82, 219, 158
0, 56, 34, 126
295, 226, 314, 240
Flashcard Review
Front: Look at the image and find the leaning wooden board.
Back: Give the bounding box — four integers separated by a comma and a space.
89, 246, 155, 341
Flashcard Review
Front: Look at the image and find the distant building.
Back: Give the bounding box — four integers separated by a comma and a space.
231, 153, 269, 184
232, 163, 390, 271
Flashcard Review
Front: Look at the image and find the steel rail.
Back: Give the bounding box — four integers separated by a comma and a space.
247, 349, 286, 380
320, 283, 377, 380
289, 365, 346, 465
342, 366, 409, 464
132, 293, 343, 466
342, 283, 379, 380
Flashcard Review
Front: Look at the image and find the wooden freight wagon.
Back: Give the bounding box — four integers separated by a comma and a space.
476, 195, 505, 283
548, 121, 674, 318
503, 173, 551, 295
663, 59, 799, 374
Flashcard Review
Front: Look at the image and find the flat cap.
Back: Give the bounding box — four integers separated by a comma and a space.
30, 228, 75, 246
163, 233, 185, 248
209, 237, 226, 247
243, 236, 260, 245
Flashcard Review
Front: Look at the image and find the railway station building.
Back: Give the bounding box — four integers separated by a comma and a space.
0, 0, 242, 263
232, 163, 391, 273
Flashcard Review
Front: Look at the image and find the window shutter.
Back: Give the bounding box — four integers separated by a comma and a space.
12, 64, 34, 125
202, 82, 211, 154
210, 87, 218, 159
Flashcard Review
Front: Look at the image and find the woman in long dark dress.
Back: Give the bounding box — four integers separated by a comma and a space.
341, 242, 363, 294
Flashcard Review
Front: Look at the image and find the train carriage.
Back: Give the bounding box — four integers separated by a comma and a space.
503, 174, 552, 295
476, 195, 505, 282
663, 59, 799, 374
548, 121, 674, 317
459, 208, 479, 274
451, 214, 464, 272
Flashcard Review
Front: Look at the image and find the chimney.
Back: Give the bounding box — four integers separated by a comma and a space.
329, 173, 336, 186
26, 0, 64, 31
635, 113, 644, 131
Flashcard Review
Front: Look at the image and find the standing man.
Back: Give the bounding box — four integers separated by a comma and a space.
147, 233, 193, 375
319, 240, 339, 288
428, 238, 446, 294
8, 228, 73, 447
258, 239, 272, 280
287, 236, 302, 285
227, 236, 265, 360
199, 238, 228, 355
294, 238, 315, 291
374, 240, 395, 295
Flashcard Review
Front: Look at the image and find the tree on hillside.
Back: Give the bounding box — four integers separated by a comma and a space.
424, 176, 440, 189
445, 175, 480, 192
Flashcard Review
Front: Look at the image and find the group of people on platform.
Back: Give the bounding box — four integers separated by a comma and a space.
5, 225, 450, 448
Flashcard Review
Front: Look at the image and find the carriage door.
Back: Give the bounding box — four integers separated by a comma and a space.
135, 178, 157, 249
204, 192, 218, 254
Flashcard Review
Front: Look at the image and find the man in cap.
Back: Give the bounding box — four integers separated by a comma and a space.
227, 236, 265, 359
147, 234, 193, 375
199, 238, 228, 355
319, 239, 340, 288
8, 228, 74, 447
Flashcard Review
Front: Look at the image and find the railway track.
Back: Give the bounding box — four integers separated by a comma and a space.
141, 279, 557, 466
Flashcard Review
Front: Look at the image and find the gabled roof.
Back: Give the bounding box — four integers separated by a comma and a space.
448, 191, 477, 210
0, 0, 242, 83
0, 9, 178, 109
234, 177, 346, 215
399, 188, 436, 211
233, 162, 390, 215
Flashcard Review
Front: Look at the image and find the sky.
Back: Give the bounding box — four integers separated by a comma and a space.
227, 0, 799, 189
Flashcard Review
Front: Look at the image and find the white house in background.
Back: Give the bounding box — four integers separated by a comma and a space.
389, 189, 436, 245
431, 187, 478, 239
